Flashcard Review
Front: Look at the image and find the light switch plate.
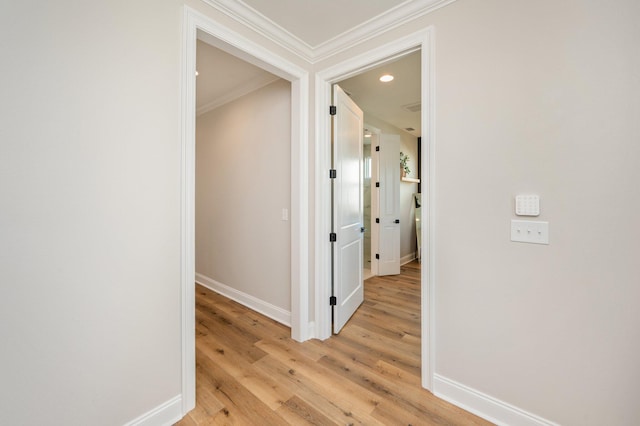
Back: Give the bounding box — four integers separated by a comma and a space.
511, 220, 549, 244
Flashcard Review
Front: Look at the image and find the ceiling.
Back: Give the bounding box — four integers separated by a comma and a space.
338, 50, 421, 137
240, 0, 407, 47
196, 40, 279, 116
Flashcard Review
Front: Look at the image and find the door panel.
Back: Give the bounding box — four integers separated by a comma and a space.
332, 84, 364, 334
378, 134, 401, 276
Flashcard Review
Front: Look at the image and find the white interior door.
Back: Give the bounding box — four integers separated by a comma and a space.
377, 134, 401, 276
332, 84, 364, 334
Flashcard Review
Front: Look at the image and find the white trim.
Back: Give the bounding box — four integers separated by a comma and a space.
313, 0, 454, 62
124, 395, 182, 426
400, 253, 416, 265
181, 4, 311, 417
422, 25, 437, 393
434, 375, 559, 426
290, 73, 310, 342
196, 273, 291, 326
313, 73, 333, 341
196, 75, 280, 116
307, 321, 316, 339
367, 124, 382, 277
200, 0, 315, 62
314, 27, 436, 392
200, 0, 456, 63
180, 8, 197, 415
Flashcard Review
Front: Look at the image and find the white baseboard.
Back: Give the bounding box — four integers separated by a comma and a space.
123, 395, 182, 426
434, 374, 558, 426
196, 273, 291, 327
401, 252, 417, 265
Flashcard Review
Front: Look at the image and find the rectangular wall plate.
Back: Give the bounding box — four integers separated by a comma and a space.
511, 220, 549, 244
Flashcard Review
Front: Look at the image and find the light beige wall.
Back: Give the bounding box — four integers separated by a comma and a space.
317, 0, 640, 424
196, 80, 292, 311
0, 1, 183, 424
4, 1, 639, 424
365, 115, 419, 260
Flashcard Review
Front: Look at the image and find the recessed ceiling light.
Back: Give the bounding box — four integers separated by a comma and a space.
379, 74, 394, 82
364, 133, 372, 138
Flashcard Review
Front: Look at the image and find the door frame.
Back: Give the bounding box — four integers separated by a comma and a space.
315, 27, 436, 390
365, 123, 382, 277
180, 6, 310, 413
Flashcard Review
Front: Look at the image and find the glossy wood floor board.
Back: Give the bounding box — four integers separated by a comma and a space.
176, 262, 493, 426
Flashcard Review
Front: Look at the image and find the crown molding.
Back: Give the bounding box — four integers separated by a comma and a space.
200, 0, 457, 64
312, 0, 456, 62
196, 74, 280, 116
200, 0, 315, 62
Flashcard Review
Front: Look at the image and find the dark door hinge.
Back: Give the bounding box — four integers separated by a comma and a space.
376, 218, 380, 223
329, 232, 337, 242
330, 296, 337, 306
375, 146, 380, 151
329, 105, 337, 115
329, 169, 336, 179
394, 219, 400, 224
376, 254, 380, 259
375, 182, 380, 187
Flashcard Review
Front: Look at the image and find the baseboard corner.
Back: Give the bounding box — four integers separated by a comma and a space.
195, 273, 291, 327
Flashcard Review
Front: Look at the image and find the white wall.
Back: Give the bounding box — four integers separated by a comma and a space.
196, 79, 291, 313
365, 115, 419, 261
316, 0, 640, 424
0, 1, 183, 424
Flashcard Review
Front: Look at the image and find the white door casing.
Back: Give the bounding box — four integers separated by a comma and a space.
378, 133, 401, 276
332, 84, 364, 334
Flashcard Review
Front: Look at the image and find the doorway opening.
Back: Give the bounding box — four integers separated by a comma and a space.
330, 51, 421, 332
195, 40, 292, 324
316, 28, 435, 390
338, 49, 422, 283
181, 6, 310, 413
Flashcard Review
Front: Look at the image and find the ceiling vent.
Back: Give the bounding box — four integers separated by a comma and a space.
403, 102, 421, 113
405, 127, 416, 132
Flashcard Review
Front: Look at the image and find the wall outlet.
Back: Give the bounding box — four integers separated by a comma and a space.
511, 220, 549, 244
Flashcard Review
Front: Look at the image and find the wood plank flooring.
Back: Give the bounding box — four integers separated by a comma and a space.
175, 262, 492, 425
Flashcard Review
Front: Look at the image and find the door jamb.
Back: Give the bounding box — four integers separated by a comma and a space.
315, 28, 436, 390
181, 6, 310, 414
366, 124, 382, 277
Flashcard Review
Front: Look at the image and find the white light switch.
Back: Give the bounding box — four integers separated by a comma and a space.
511, 220, 549, 245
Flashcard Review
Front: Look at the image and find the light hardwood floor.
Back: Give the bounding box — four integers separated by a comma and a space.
175, 262, 492, 425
